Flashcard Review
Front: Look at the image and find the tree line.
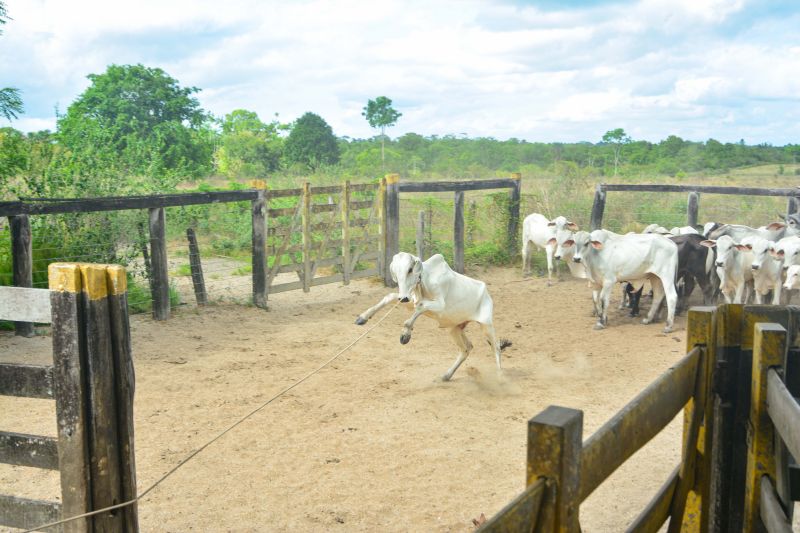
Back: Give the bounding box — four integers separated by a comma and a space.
1, 63, 799, 201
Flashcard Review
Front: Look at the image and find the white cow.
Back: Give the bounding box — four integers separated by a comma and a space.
355, 252, 502, 381
643, 223, 670, 235
770, 236, 800, 269
522, 214, 578, 282
700, 236, 754, 303
744, 236, 783, 304
567, 230, 679, 332
669, 226, 700, 235
783, 264, 800, 291
708, 222, 787, 242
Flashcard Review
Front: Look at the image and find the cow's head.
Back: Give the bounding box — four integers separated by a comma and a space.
390, 252, 423, 302
785, 264, 800, 290
784, 213, 800, 238
550, 228, 576, 260
747, 237, 772, 271
570, 231, 593, 263
701, 235, 744, 268
772, 240, 800, 270
547, 216, 579, 232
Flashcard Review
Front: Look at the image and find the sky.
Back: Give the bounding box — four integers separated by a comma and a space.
1, 0, 799, 145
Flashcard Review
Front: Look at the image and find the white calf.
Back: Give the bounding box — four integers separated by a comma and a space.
745, 236, 783, 304
522, 214, 578, 282
700, 236, 753, 303
355, 252, 502, 381
783, 265, 800, 291
569, 230, 679, 332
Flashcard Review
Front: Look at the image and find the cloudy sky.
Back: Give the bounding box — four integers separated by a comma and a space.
1, 0, 799, 144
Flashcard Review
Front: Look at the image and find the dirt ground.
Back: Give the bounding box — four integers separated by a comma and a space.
1, 266, 716, 532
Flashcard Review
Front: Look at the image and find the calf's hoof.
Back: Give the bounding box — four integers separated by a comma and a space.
642, 318, 652, 325
593, 323, 605, 330
400, 333, 411, 345
440, 373, 453, 382
628, 311, 639, 317
663, 325, 674, 334
354, 316, 367, 326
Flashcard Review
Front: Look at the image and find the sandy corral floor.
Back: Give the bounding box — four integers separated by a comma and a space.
2, 266, 722, 532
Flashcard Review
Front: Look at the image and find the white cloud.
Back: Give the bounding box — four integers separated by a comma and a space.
0, 0, 798, 144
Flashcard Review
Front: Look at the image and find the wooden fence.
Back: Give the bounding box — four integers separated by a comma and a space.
0, 263, 137, 532
479, 305, 800, 532
589, 183, 800, 231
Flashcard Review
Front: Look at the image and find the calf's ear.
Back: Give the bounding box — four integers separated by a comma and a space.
590, 240, 603, 250
547, 221, 556, 226
412, 258, 423, 274
699, 240, 716, 248
567, 222, 579, 231
547, 237, 557, 245
564, 239, 575, 247
767, 222, 786, 230
735, 244, 749, 251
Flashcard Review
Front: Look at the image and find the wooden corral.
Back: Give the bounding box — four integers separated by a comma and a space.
479, 305, 800, 532
0, 263, 137, 532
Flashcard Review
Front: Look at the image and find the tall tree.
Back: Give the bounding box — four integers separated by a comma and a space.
216, 109, 284, 178
284, 112, 340, 170
57, 64, 213, 191
362, 96, 402, 169
601, 128, 631, 176
0, 1, 23, 121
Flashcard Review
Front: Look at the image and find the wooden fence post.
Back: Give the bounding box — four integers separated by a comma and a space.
302, 182, 312, 293
508, 173, 522, 254
454, 190, 465, 274
49, 263, 92, 532
383, 174, 400, 287
688, 192, 700, 228
416, 210, 425, 260
148, 207, 170, 320
105, 265, 138, 531
342, 181, 352, 285
252, 190, 267, 308
590, 184, 606, 231
743, 323, 787, 532
10, 214, 34, 337
186, 228, 208, 306
787, 197, 800, 218
527, 406, 583, 532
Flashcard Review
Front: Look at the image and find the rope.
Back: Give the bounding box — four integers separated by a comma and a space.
23, 302, 400, 533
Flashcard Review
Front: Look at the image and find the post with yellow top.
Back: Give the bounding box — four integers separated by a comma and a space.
508, 173, 522, 255
743, 322, 787, 532
49, 263, 138, 532
527, 406, 583, 532
383, 174, 400, 287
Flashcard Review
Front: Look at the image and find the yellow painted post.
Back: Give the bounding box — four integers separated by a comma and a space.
743, 322, 787, 532
302, 182, 311, 293
527, 406, 582, 533
341, 181, 351, 285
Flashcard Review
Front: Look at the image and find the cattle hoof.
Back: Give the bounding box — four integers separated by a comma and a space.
400, 333, 411, 345
440, 374, 452, 382
663, 326, 674, 334
354, 316, 367, 326
629, 311, 639, 317
593, 323, 605, 330
642, 318, 652, 325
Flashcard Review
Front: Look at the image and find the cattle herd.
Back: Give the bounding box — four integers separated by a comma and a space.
355, 211, 800, 380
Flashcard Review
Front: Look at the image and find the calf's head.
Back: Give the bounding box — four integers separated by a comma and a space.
390, 252, 423, 302
700, 235, 747, 268
784, 265, 800, 291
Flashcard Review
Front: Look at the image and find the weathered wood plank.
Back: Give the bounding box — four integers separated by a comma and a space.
602, 183, 800, 197
454, 190, 465, 274
309, 185, 342, 195
106, 265, 139, 531
341, 181, 351, 286
350, 183, 379, 192
759, 475, 792, 533
767, 369, 800, 461
477, 478, 545, 533
0, 362, 53, 399
48, 263, 91, 532
398, 178, 516, 193
267, 188, 302, 199
384, 175, 400, 287
0, 190, 258, 216
0, 494, 62, 532
251, 190, 267, 309
0, 286, 52, 323
10, 214, 35, 337
148, 207, 170, 320
302, 183, 312, 293
626, 465, 680, 533
507, 173, 521, 254
590, 184, 606, 231
580, 346, 701, 502
687, 191, 700, 228
186, 228, 208, 306
0, 431, 59, 470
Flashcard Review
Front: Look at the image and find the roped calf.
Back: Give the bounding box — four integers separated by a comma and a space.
355, 252, 503, 381
567, 230, 679, 332
521, 214, 578, 282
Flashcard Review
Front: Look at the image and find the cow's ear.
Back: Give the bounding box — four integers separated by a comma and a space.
746, 244, 753, 250
590, 240, 603, 250
700, 240, 716, 248
547, 221, 556, 226
412, 259, 423, 274
547, 237, 557, 245
735, 244, 749, 251
767, 222, 786, 230
564, 239, 575, 247
567, 222, 579, 231
769, 248, 781, 258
